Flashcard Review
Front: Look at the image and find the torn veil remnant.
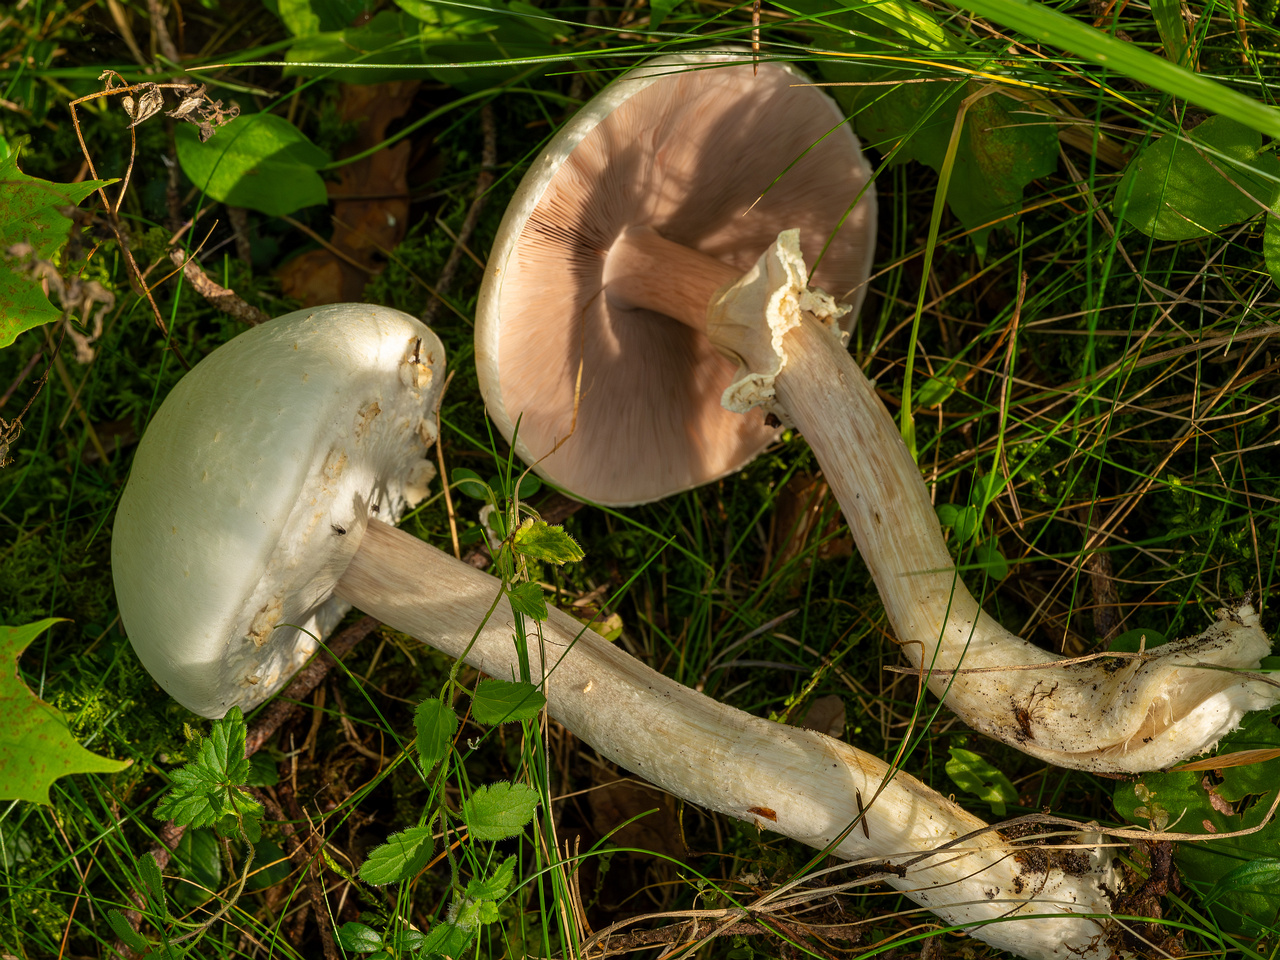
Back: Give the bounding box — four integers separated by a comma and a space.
475, 51, 1275, 773
112, 306, 1126, 960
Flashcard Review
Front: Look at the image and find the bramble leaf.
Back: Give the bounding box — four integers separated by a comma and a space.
337, 920, 384, 951
0, 619, 129, 804
466, 855, 516, 901
508, 581, 548, 621
471, 679, 546, 725
462, 781, 539, 840
415, 698, 457, 771
153, 706, 262, 832
359, 824, 434, 885
512, 519, 583, 565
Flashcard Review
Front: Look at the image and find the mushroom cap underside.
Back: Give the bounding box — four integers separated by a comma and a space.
477, 51, 877, 506
112, 304, 445, 718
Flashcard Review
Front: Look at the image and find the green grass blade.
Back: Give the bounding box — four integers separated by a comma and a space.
953, 0, 1280, 137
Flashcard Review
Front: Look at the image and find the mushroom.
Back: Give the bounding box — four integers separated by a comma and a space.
112, 305, 1124, 960
475, 49, 876, 506
112, 303, 443, 718
475, 55, 1276, 773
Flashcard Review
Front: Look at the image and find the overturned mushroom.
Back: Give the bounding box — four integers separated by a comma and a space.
112, 305, 1124, 960
475, 54, 1276, 772
475, 49, 875, 505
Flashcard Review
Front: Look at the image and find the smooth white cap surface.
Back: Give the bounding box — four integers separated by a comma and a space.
112, 304, 445, 718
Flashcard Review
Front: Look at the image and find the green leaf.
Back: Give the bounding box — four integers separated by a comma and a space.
463, 781, 539, 840
138, 853, 167, 917
511, 519, 584, 565
1150, 0, 1190, 65
1265, 210, 1280, 287
0, 156, 112, 348
647, 0, 680, 29
337, 921, 385, 951
936, 503, 979, 545
107, 909, 149, 952
415, 698, 458, 770
153, 706, 262, 832
971, 540, 1008, 581
1115, 116, 1280, 240
507, 581, 548, 621
809, 34, 1057, 255
421, 920, 473, 956
247, 840, 291, 890
1114, 711, 1280, 935
945, 746, 1017, 816
359, 824, 434, 885
0, 620, 129, 804
951, 0, 1280, 141
471, 679, 546, 725
175, 113, 330, 217
171, 827, 223, 907
453, 467, 490, 500
916, 374, 957, 408
466, 855, 516, 900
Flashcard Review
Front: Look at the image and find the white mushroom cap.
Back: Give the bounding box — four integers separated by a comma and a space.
112, 304, 445, 718
476, 50, 877, 505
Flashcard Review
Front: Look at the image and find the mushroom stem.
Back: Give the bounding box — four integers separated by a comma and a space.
336, 518, 1120, 960
595, 227, 1276, 772
704, 232, 1277, 773
603, 225, 736, 325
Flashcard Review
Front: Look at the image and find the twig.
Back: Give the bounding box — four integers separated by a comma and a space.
168, 248, 270, 326
423, 102, 497, 324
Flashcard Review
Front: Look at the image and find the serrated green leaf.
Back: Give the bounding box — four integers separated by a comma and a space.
422, 920, 473, 956
466, 855, 516, 901
337, 921, 384, 951
471, 679, 546, 725
463, 782, 539, 840
0, 157, 112, 348
153, 706, 261, 833
1265, 210, 1280, 287
453, 467, 490, 500
176, 113, 330, 217
359, 824, 434, 885
107, 908, 149, 952
415, 698, 458, 770
138, 853, 167, 917
508, 581, 548, 621
0, 619, 129, 804
945, 747, 1017, 816
512, 519, 583, 565
1115, 116, 1280, 240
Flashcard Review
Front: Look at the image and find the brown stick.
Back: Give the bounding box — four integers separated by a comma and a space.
168, 248, 271, 326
